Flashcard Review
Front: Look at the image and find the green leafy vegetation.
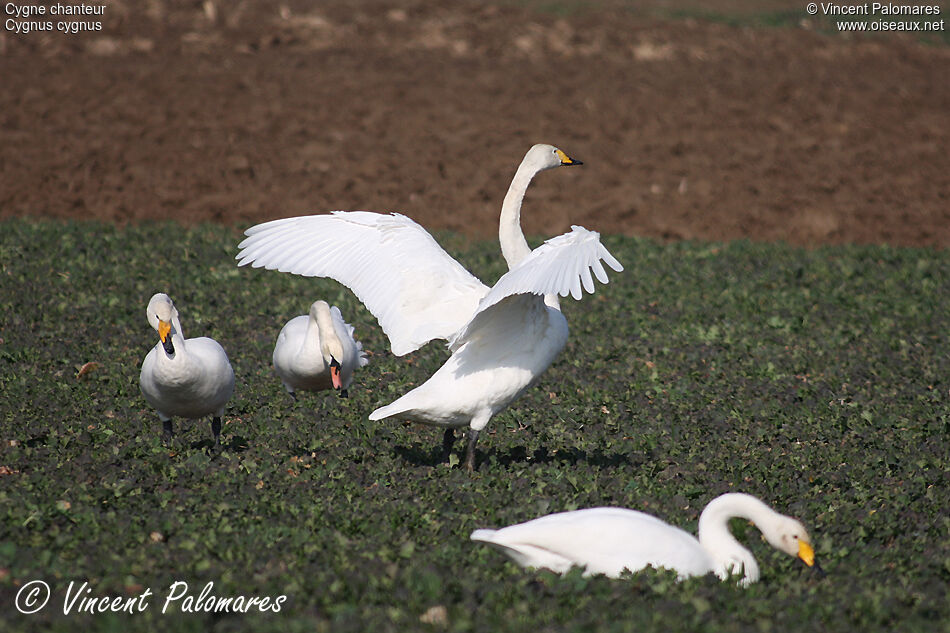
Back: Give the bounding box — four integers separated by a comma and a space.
0, 219, 947, 632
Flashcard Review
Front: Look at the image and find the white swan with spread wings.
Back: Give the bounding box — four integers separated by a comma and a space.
236, 144, 623, 470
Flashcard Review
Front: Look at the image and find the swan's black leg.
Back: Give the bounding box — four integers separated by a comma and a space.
211, 417, 222, 450
162, 419, 173, 441
442, 428, 455, 463
464, 428, 479, 472
289, 391, 298, 402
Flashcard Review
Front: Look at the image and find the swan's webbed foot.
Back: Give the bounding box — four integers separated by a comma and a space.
464, 429, 479, 472
211, 417, 222, 451
441, 428, 455, 464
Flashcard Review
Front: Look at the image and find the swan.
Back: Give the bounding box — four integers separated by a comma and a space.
273, 300, 369, 399
139, 293, 235, 447
470, 493, 820, 585
236, 144, 623, 470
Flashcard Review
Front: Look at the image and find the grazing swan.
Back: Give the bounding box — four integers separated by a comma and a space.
470, 493, 819, 585
273, 300, 368, 399
236, 144, 623, 470
139, 293, 235, 447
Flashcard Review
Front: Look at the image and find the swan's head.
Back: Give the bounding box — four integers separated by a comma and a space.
310, 300, 346, 394
764, 515, 818, 570
525, 144, 583, 173
147, 293, 178, 355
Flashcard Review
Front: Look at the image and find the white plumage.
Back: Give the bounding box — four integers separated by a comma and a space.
239, 212, 486, 356
273, 300, 368, 399
139, 293, 235, 447
236, 144, 623, 470
471, 493, 819, 585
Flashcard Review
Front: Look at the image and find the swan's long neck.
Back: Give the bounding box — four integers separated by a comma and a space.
172, 315, 184, 342
169, 314, 187, 354
313, 304, 343, 363
303, 312, 324, 356
697, 493, 772, 584
499, 159, 541, 270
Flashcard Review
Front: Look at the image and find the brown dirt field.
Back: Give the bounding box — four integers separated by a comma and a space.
1, 0, 948, 246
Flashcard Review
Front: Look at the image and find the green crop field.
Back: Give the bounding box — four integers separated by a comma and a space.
0, 219, 947, 632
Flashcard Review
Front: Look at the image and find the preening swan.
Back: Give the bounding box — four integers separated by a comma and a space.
470, 493, 819, 585
140, 293, 235, 447
236, 144, 623, 470
273, 300, 368, 399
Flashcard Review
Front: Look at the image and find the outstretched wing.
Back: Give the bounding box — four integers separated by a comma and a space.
448, 226, 622, 351
237, 212, 490, 356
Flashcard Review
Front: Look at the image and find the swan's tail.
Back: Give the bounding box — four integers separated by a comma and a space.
470, 529, 498, 543
368, 401, 404, 421
332, 305, 370, 368
354, 337, 369, 368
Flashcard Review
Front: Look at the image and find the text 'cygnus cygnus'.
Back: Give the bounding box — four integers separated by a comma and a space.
140, 293, 235, 448
471, 493, 819, 585
236, 144, 623, 470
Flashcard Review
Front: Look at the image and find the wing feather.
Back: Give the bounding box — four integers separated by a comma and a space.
471, 508, 707, 578
448, 226, 622, 351
237, 212, 490, 355
580, 264, 595, 295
